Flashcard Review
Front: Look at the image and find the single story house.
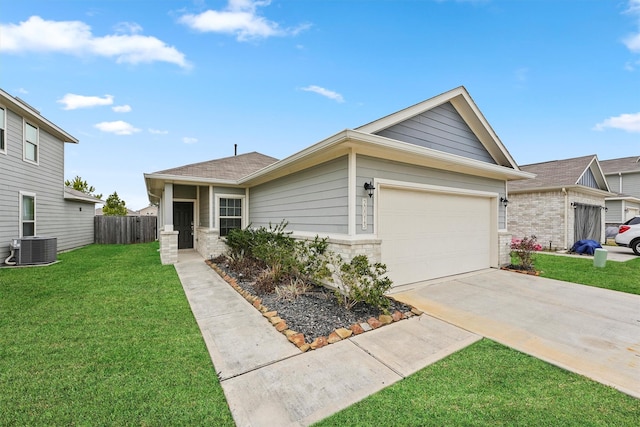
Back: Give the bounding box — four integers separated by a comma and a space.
1, 88, 102, 264
599, 156, 640, 227
144, 86, 533, 287
507, 155, 613, 250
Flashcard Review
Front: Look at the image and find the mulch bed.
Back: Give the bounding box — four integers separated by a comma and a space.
205, 256, 418, 351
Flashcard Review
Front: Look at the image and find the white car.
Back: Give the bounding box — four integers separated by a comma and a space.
614, 216, 640, 255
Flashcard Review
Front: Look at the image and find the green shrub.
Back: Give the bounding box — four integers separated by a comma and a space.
332, 254, 393, 312
296, 235, 332, 284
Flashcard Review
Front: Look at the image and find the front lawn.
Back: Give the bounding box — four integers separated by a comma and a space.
535, 252, 640, 295
0, 243, 234, 426
315, 339, 640, 426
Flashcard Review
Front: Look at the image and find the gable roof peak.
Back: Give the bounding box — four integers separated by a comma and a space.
511, 154, 609, 192
354, 86, 519, 170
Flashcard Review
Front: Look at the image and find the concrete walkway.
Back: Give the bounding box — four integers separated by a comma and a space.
391, 269, 640, 399
174, 250, 480, 427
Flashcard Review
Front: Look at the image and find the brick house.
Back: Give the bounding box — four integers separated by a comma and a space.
507, 155, 613, 250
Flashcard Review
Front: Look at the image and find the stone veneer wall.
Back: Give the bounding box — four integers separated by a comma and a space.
498, 231, 512, 266
508, 189, 605, 250
159, 229, 178, 265
195, 227, 227, 260
293, 235, 382, 264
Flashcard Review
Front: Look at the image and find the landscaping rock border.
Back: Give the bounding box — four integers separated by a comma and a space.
205, 260, 423, 352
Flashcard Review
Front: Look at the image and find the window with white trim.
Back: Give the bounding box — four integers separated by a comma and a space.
20, 192, 36, 237
24, 121, 38, 163
0, 106, 6, 154
219, 197, 242, 236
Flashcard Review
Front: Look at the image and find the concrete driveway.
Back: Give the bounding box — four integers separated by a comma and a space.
390, 269, 640, 399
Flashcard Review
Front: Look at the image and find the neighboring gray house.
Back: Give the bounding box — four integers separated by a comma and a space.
0, 89, 101, 263
599, 156, 640, 227
507, 155, 612, 250
144, 86, 533, 287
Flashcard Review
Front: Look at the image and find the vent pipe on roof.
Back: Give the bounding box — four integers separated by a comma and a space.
234, 144, 237, 156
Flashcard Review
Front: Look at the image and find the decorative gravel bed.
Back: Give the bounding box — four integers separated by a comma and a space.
206, 259, 417, 350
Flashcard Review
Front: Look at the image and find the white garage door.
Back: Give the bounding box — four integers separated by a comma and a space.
379, 187, 492, 287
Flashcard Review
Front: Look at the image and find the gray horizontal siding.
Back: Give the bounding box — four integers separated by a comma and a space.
0, 105, 94, 260
605, 174, 620, 193
621, 173, 640, 199
249, 157, 348, 234
174, 184, 197, 199
357, 155, 506, 233
375, 102, 496, 164
605, 200, 622, 223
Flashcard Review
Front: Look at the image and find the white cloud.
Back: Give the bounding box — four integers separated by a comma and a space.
58, 93, 113, 110
95, 120, 141, 135
112, 105, 132, 113
624, 1, 640, 54
624, 33, 640, 53
149, 128, 169, 135
0, 16, 190, 68
301, 85, 345, 103
179, 0, 310, 41
182, 137, 198, 144
593, 112, 640, 133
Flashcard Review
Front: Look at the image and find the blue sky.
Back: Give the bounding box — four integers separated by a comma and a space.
2, 0, 639, 210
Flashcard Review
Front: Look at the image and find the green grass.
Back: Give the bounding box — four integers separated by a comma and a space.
315, 339, 640, 426
3, 244, 638, 426
535, 252, 640, 295
0, 242, 234, 426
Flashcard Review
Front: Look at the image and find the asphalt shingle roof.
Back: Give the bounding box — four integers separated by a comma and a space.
599, 156, 640, 174
509, 154, 597, 191
153, 152, 279, 181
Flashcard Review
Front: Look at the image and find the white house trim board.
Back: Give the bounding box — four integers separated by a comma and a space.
209, 185, 214, 230
19, 190, 37, 237
348, 149, 356, 236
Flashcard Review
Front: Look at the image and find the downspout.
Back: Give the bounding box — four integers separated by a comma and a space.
619, 172, 622, 194
562, 187, 568, 249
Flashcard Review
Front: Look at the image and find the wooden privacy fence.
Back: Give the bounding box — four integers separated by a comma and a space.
94, 216, 157, 244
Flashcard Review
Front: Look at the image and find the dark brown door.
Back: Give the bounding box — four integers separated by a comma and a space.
173, 202, 194, 249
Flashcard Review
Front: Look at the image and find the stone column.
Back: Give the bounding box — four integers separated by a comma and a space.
160, 230, 178, 264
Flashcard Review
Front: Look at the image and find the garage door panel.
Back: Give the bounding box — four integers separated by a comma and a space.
379, 188, 492, 287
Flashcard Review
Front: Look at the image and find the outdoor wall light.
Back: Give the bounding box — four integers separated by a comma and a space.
500, 196, 509, 208
364, 180, 375, 198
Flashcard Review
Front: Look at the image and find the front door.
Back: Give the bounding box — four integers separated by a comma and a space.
173, 202, 194, 249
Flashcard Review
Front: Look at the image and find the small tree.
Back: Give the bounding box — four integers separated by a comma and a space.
102, 192, 127, 216
65, 176, 102, 199
510, 236, 542, 271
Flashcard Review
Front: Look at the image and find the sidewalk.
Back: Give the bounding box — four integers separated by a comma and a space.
174, 250, 480, 427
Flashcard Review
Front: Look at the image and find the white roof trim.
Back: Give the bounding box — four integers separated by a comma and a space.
577, 156, 610, 192
509, 185, 614, 198
64, 187, 103, 204
240, 129, 534, 184
0, 88, 78, 144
